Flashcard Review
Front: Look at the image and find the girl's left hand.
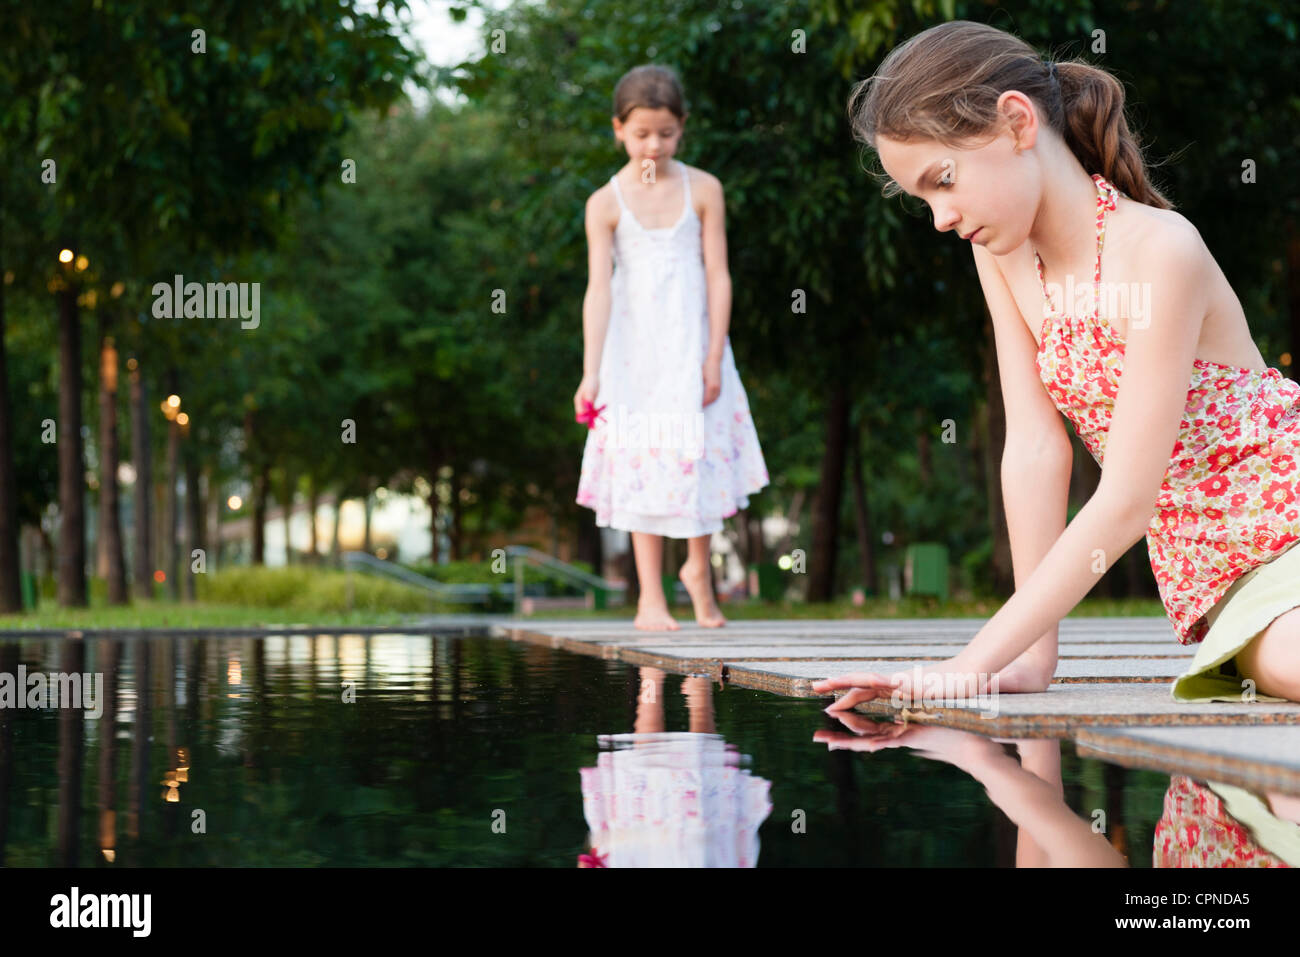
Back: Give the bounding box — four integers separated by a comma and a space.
812, 656, 990, 712
702, 359, 722, 406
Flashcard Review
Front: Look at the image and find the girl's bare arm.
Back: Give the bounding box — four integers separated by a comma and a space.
581, 189, 616, 378
974, 243, 1074, 679
698, 172, 731, 364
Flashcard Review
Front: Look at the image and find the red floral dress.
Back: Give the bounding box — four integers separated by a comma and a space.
1153, 775, 1292, 867
1034, 174, 1300, 645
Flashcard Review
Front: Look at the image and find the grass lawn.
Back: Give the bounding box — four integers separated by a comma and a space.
4, 566, 1168, 630
0, 601, 440, 630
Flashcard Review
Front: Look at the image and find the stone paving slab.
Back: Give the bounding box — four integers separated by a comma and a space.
526, 632, 1180, 646
1075, 727, 1300, 796
819, 683, 1300, 736
507, 620, 1179, 642
714, 658, 1185, 685
496, 619, 1300, 788
501, 625, 1190, 665
515, 615, 1173, 630
612, 642, 1189, 660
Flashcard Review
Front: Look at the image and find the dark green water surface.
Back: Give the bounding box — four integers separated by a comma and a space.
0, 631, 1193, 866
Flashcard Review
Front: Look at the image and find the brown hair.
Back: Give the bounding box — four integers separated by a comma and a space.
847, 20, 1174, 209
612, 65, 688, 124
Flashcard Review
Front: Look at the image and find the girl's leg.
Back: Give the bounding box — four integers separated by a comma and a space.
1234, 606, 1300, 702
682, 675, 716, 733
679, 533, 725, 627
631, 531, 678, 631
634, 667, 667, 732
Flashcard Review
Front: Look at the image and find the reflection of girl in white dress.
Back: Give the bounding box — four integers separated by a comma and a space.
574, 64, 769, 632
577, 670, 772, 867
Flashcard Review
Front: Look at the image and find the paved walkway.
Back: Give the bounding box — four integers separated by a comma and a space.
497, 616, 1300, 795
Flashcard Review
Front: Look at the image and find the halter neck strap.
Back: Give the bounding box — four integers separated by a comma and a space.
1034, 173, 1120, 322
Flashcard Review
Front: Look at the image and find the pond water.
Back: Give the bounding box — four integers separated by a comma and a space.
0, 630, 1261, 867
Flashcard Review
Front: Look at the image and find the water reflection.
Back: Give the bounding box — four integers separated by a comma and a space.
579, 668, 772, 867
1, 632, 1292, 867
816, 710, 1300, 867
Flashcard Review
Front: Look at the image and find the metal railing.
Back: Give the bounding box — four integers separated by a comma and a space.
341, 550, 499, 604
503, 545, 627, 614
340, 547, 628, 614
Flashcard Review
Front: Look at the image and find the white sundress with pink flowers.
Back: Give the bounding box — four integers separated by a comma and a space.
576, 161, 769, 538
579, 733, 773, 867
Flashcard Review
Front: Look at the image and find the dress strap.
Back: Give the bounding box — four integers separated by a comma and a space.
678, 161, 691, 206
1034, 173, 1120, 322
609, 174, 629, 212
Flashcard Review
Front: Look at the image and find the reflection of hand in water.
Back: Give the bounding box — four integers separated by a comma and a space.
815, 716, 1008, 771
814, 716, 1125, 867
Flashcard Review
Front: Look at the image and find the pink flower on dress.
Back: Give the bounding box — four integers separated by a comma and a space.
1195, 474, 1231, 498
1263, 480, 1296, 513
1270, 454, 1296, 476
1207, 448, 1240, 471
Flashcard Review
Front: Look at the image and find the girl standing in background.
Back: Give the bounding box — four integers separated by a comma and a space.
576, 65, 769, 631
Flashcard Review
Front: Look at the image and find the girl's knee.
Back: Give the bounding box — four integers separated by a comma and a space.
1235, 608, 1300, 701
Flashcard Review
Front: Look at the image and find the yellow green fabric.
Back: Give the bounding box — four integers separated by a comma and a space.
1171, 539, 1300, 703
1205, 781, 1300, 866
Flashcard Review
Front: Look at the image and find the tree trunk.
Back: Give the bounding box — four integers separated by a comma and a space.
57, 284, 87, 606
916, 406, 933, 487
97, 321, 128, 604
806, 386, 850, 602
252, 461, 269, 564
427, 469, 440, 563
449, 469, 462, 560
576, 510, 603, 575
307, 475, 319, 563
281, 468, 294, 565
206, 465, 220, 572
163, 370, 180, 600
130, 360, 153, 599
183, 444, 201, 601
0, 255, 21, 612
849, 418, 878, 596
330, 491, 342, 565
363, 479, 374, 554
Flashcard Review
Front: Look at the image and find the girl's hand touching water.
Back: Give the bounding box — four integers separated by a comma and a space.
574, 374, 599, 419
702, 357, 722, 406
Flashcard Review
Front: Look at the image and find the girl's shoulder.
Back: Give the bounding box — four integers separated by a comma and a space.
680, 162, 722, 194
586, 175, 622, 232
1113, 192, 1200, 250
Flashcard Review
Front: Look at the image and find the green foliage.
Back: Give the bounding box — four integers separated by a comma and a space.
6, 0, 1300, 610
195, 565, 477, 613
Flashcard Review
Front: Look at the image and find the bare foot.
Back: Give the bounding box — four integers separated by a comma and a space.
995, 657, 1055, 693
634, 601, 679, 631
678, 560, 726, 627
